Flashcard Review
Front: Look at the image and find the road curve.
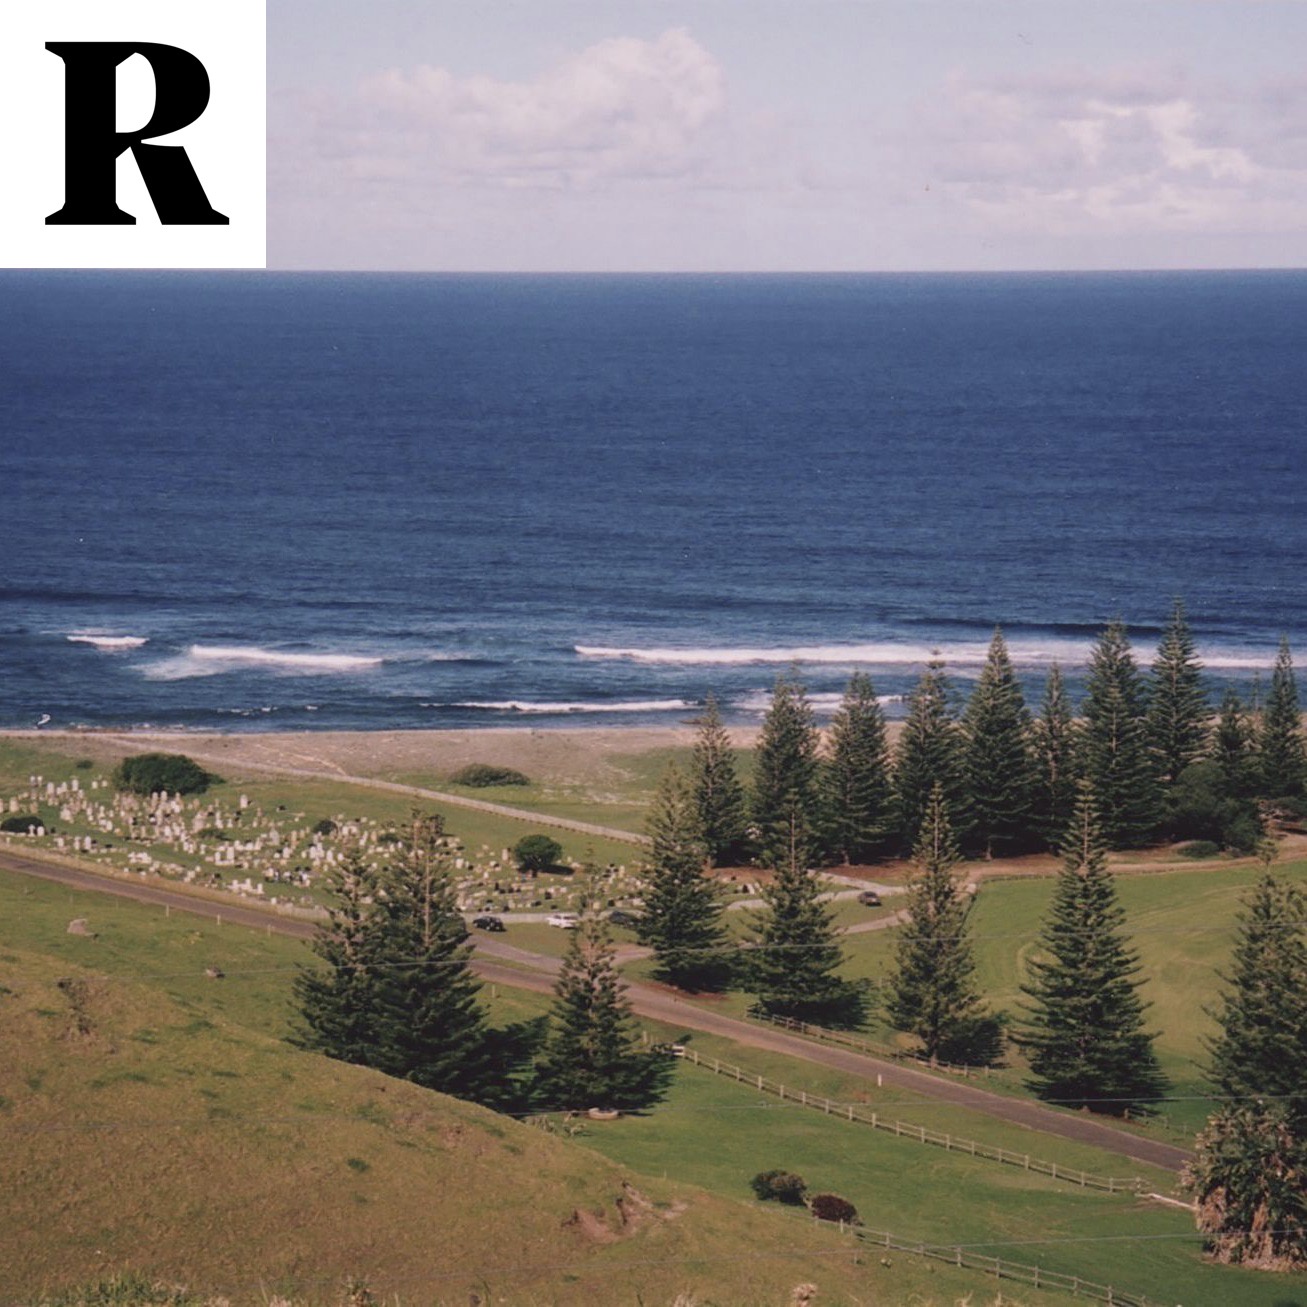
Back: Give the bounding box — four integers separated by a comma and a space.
1, 849, 1191, 1173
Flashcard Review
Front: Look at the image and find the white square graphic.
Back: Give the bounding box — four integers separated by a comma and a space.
0, 0, 264, 268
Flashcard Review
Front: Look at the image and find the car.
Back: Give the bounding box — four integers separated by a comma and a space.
652, 1042, 687, 1058
856, 890, 882, 907
546, 912, 580, 929
608, 909, 641, 927
472, 915, 506, 932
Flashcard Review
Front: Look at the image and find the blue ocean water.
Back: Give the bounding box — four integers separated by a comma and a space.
0, 270, 1304, 732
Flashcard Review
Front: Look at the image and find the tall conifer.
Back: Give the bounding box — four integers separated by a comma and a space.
963, 630, 1038, 857
638, 764, 731, 991
822, 672, 894, 864
1019, 784, 1168, 1113
887, 785, 988, 1063
1146, 599, 1210, 784
535, 911, 668, 1112
1031, 662, 1080, 849
689, 693, 749, 866
751, 672, 822, 868
746, 815, 861, 1027
1211, 688, 1258, 799
1186, 875, 1307, 1269
1080, 621, 1162, 848
1259, 637, 1306, 798
895, 655, 970, 851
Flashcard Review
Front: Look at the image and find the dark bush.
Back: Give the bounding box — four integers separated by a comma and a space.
75, 759, 94, 770
808, 1193, 860, 1224
195, 827, 229, 842
513, 834, 564, 874
113, 753, 217, 797
749, 1169, 808, 1205
0, 813, 44, 833
450, 763, 530, 788
311, 818, 338, 836
1178, 840, 1221, 860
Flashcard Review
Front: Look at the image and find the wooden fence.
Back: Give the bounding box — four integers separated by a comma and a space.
678, 1046, 1146, 1195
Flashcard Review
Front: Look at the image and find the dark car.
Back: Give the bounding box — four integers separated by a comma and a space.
608, 909, 641, 927
856, 890, 882, 907
472, 915, 506, 932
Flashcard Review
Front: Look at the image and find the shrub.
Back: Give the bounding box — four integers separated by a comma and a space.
0, 813, 44, 833
513, 834, 564, 874
750, 1169, 808, 1205
113, 753, 217, 797
450, 763, 530, 788
808, 1193, 860, 1224
312, 818, 338, 836
1178, 840, 1221, 860
195, 827, 229, 842
74, 759, 94, 770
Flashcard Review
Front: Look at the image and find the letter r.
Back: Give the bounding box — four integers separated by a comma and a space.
45, 42, 229, 225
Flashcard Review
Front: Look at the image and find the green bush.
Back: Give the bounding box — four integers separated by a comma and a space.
74, 759, 94, 770
808, 1192, 860, 1224
513, 834, 564, 874
113, 753, 217, 797
195, 827, 229, 842
312, 818, 338, 836
450, 763, 530, 788
1178, 840, 1221, 860
0, 813, 44, 834
750, 1169, 808, 1205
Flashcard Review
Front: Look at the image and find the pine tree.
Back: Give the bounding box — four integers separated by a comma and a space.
962, 630, 1038, 858
1259, 637, 1306, 798
367, 813, 496, 1101
1080, 621, 1162, 848
1185, 875, 1307, 1269
887, 785, 989, 1064
1211, 688, 1258, 799
751, 672, 822, 868
637, 764, 731, 992
1031, 663, 1080, 849
1146, 599, 1210, 785
534, 911, 669, 1112
294, 848, 386, 1067
746, 814, 863, 1027
821, 672, 894, 864
894, 655, 970, 851
688, 693, 749, 866
1019, 784, 1168, 1113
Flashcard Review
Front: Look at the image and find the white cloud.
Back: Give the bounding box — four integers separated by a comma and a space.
305, 28, 727, 191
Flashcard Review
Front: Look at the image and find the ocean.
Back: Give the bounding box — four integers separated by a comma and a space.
1, 269, 1304, 733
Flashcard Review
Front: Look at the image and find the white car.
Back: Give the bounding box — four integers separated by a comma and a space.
546, 912, 580, 929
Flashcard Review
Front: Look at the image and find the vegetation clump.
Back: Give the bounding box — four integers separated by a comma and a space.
808, 1193, 860, 1225
749, 1169, 808, 1205
113, 753, 217, 797
513, 834, 564, 875
0, 813, 45, 833
450, 763, 530, 788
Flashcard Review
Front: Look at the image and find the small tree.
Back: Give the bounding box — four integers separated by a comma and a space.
114, 752, 217, 796
1211, 688, 1259, 799
887, 785, 991, 1065
821, 672, 894, 864
638, 764, 731, 992
513, 834, 564, 876
895, 655, 970, 852
689, 693, 750, 866
750, 1170, 808, 1205
751, 672, 822, 868
534, 911, 669, 1112
1019, 784, 1168, 1113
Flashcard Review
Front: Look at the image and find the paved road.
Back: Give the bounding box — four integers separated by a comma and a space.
1, 848, 1191, 1173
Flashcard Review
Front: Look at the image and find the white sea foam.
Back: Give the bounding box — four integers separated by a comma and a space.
143, 644, 384, 680
67, 633, 148, 650
575, 640, 1089, 668
737, 690, 901, 713
429, 698, 694, 715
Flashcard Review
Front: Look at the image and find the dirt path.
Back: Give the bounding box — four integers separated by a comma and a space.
2, 848, 1191, 1174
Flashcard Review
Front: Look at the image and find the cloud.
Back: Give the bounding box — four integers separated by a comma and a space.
301, 28, 727, 192
913, 68, 1307, 236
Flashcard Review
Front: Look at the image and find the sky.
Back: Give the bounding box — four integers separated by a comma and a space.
266, 0, 1307, 271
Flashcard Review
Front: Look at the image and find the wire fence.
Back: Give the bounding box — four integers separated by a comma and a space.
678, 1046, 1148, 1196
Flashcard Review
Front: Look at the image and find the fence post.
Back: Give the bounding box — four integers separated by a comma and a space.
757, 1074, 763, 1090
1024, 1154, 1030, 1170
1051, 1163, 1058, 1180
